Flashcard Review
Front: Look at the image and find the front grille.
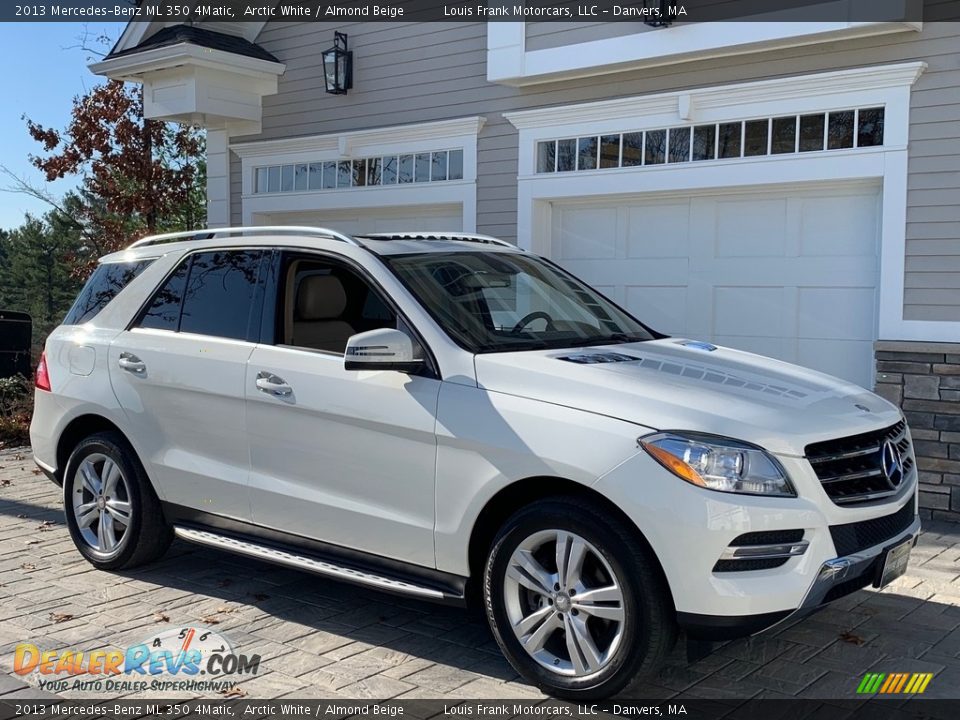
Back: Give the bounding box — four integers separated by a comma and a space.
829, 501, 916, 557
806, 420, 914, 505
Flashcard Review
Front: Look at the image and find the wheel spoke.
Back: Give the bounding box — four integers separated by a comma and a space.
98, 511, 117, 551
514, 604, 554, 637
574, 584, 622, 605
564, 614, 602, 675
105, 499, 131, 525
80, 462, 101, 495
521, 611, 562, 652
76, 501, 99, 528
574, 602, 624, 623
559, 534, 588, 588
507, 550, 555, 596
573, 583, 624, 622
101, 459, 120, 495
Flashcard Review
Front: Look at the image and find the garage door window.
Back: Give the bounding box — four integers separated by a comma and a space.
255, 149, 464, 194
535, 107, 884, 173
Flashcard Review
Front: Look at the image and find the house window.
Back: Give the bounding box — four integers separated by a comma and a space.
534, 107, 884, 174
253, 149, 464, 194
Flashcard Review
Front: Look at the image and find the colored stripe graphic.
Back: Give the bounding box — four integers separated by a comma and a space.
858, 672, 933, 694
880, 673, 898, 693
857, 673, 885, 693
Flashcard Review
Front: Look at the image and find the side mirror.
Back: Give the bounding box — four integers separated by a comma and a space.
344, 328, 424, 373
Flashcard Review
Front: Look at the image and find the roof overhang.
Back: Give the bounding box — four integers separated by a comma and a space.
91, 41, 285, 134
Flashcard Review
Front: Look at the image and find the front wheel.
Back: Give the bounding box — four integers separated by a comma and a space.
63, 431, 172, 570
484, 497, 676, 699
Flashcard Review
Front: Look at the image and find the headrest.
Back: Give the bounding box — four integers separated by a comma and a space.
296, 275, 347, 320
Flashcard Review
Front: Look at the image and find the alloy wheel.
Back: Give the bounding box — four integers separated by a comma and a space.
503, 529, 626, 678
71, 453, 132, 554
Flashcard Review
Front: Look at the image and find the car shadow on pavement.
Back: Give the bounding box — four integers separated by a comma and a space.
109, 538, 525, 691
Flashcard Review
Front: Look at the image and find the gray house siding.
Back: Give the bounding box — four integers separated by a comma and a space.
231, 20, 960, 322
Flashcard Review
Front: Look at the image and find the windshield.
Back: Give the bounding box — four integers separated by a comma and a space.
383, 251, 656, 353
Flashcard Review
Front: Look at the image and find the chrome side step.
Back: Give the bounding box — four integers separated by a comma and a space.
173, 526, 449, 601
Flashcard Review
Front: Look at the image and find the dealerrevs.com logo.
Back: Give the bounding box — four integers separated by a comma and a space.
14, 626, 260, 694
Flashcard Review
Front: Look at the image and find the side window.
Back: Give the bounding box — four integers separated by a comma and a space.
180, 251, 263, 340
280, 257, 397, 354
63, 260, 154, 325
136, 250, 263, 341
138, 260, 190, 331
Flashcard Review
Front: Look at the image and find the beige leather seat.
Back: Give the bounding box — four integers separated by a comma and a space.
292, 275, 355, 353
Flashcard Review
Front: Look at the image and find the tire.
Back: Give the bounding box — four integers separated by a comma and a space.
62, 431, 172, 570
484, 497, 677, 700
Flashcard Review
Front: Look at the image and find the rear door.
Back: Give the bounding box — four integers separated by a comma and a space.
109, 249, 267, 521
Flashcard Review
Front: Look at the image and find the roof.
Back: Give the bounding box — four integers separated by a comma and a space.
105, 25, 279, 64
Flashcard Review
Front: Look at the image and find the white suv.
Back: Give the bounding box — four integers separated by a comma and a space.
31, 226, 919, 699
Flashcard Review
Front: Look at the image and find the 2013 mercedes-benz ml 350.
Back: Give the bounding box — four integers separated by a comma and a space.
31, 226, 919, 699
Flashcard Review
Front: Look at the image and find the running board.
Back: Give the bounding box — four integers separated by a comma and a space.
173, 526, 451, 601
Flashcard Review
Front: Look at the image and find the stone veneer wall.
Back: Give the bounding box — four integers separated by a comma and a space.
875, 341, 960, 523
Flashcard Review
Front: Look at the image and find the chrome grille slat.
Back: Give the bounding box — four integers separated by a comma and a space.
805, 420, 914, 506
820, 468, 884, 484
808, 445, 881, 464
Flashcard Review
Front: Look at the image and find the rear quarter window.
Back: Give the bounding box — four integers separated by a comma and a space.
62, 260, 154, 325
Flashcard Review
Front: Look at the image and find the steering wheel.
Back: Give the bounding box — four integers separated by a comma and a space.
510, 311, 556, 334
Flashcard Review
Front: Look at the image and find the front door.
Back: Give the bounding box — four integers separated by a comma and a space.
245, 252, 440, 567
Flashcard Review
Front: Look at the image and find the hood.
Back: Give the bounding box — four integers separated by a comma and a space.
473, 338, 901, 456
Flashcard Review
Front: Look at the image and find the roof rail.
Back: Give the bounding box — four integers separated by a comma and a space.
127, 226, 362, 250
358, 232, 521, 249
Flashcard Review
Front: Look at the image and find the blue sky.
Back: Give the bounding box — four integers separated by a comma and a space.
0, 22, 120, 231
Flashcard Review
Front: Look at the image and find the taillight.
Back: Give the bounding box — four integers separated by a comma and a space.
35, 351, 51, 392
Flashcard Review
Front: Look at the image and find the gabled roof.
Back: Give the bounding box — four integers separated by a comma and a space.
106, 25, 278, 64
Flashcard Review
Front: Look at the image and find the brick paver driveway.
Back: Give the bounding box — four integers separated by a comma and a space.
2, 446, 960, 701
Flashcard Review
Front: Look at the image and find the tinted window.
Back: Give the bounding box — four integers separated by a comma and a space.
179, 251, 263, 340
63, 260, 154, 325
138, 260, 190, 332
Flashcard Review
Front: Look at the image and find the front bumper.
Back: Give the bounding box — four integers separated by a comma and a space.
595, 445, 920, 632
677, 515, 921, 640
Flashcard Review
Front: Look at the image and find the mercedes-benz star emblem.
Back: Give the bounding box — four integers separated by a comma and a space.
881, 440, 904, 489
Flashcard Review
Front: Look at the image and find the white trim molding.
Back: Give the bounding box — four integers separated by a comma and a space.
488, 12, 921, 86
504, 63, 958, 343
232, 117, 486, 232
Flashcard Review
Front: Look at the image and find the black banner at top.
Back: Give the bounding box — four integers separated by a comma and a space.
2, 0, 953, 23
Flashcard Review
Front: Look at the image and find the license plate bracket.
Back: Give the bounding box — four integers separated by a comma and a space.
875, 536, 913, 589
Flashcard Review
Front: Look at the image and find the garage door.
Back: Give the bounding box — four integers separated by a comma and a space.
551, 183, 880, 388
259, 204, 462, 236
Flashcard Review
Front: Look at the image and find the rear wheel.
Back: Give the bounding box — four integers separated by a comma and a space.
484, 497, 676, 699
63, 431, 172, 570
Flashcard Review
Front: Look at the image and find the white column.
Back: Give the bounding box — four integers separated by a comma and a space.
206, 128, 230, 228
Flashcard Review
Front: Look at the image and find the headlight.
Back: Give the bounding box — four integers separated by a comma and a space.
639, 432, 795, 497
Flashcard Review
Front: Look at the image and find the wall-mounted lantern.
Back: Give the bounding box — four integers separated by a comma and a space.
322, 32, 353, 95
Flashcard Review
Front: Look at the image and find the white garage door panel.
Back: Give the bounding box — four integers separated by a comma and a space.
260, 204, 462, 236
713, 198, 788, 258
552, 184, 880, 388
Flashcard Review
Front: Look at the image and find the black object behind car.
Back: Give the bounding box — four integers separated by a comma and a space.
0, 310, 32, 379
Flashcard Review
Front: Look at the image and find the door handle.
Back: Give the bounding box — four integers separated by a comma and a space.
118, 352, 146, 374
256, 371, 293, 397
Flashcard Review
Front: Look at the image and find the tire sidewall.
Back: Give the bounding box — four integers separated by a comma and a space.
63, 434, 144, 569
484, 503, 653, 698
